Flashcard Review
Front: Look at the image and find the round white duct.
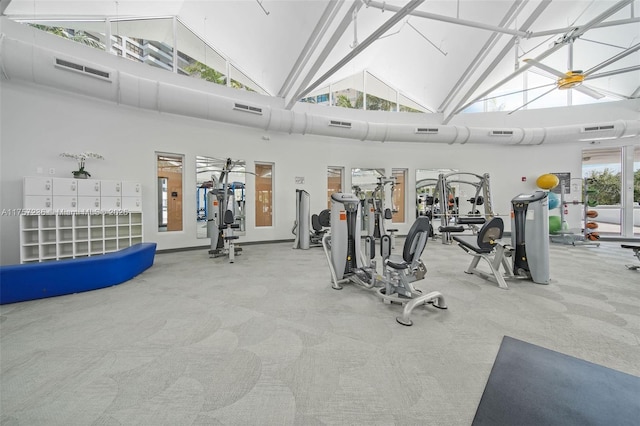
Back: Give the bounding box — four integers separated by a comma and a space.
1, 32, 638, 145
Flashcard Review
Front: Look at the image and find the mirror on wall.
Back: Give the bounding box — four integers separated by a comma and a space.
415, 168, 457, 219
157, 154, 184, 232
351, 168, 385, 198
196, 156, 246, 239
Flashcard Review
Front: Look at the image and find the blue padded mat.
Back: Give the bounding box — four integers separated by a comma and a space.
0, 242, 156, 304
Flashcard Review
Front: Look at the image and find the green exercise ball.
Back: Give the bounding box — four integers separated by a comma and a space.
549, 215, 562, 234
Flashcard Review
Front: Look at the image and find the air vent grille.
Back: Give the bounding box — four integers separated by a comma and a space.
416, 128, 439, 134
490, 130, 514, 136
233, 103, 263, 114
54, 58, 111, 81
329, 120, 352, 129
583, 125, 615, 132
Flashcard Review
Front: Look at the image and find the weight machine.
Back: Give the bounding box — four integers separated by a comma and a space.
322, 193, 446, 326
452, 191, 550, 289
434, 172, 495, 244
207, 158, 244, 263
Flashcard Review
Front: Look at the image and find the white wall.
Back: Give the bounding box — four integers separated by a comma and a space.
0, 78, 605, 265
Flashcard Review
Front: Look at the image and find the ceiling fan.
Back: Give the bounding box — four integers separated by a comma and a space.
507, 44, 640, 114
524, 58, 605, 99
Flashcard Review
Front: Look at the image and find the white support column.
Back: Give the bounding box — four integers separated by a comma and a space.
362, 70, 367, 111
172, 17, 178, 74
622, 145, 635, 237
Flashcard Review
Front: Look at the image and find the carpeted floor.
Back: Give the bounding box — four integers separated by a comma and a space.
1, 238, 639, 425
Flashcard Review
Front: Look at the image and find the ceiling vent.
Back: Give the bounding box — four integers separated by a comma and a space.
54, 58, 111, 81
329, 120, 352, 129
415, 127, 439, 134
582, 124, 615, 132
233, 103, 263, 114
490, 130, 514, 136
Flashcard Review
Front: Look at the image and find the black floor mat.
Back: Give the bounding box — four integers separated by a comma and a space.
472, 336, 640, 426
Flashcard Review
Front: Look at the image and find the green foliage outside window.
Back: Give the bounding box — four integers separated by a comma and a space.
585, 168, 622, 206
183, 61, 255, 92
30, 24, 105, 49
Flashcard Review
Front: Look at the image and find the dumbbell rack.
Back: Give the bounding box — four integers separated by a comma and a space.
582, 178, 600, 246
549, 178, 599, 247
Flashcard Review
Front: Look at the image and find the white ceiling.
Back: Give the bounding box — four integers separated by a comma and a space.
3, 0, 639, 122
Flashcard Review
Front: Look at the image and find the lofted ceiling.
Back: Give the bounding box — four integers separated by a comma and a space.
2, 0, 639, 123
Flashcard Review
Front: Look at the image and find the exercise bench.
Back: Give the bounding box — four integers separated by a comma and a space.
452, 217, 513, 289
621, 244, 640, 270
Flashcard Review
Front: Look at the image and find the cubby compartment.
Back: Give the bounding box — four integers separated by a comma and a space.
131, 237, 143, 245
117, 238, 130, 249
41, 243, 57, 259
58, 228, 74, 242
40, 229, 57, 244
58, 215, 73, 228
130, 213, 142, 224
117, 215, 130, 225
104, 239, 118, 252
117, 225, 129, 237
90, 215, 103, 226
58, 243, 74, 257
90, 240, 104, 254
75, 241, 89, 256
104, 226, 117, 238
75, 228, 89, 241
130, 225, 142, 237
21, 245, 39, 261
90, 227, 103, 239
104, 215, 117, 226
74, 215, 89, 227
22, 216, 39, 229
40, 215, 57, 229
22, 230, 39, 244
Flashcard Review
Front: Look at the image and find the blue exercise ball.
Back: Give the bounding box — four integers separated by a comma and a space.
547, 192, 560, 210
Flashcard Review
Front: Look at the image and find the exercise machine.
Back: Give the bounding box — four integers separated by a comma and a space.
292, 189, 311, 249
434, 172, 495, 244
621, 245, 640, 270
452, 191, 550, 288
292, 190, 329, 249
511, 191, 550, 284
323, 193, 446, 326
207, 158, 243, 262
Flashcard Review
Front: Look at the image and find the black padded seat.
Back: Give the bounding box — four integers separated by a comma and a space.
452, 217, 504, 254
225, 236, 239, 240
457, 217, 486, 225
386, 258, 409, 270
621, 244, 640, 250
385, 216, 430, 271
454, 234, 493, 254
223, 210, 235, 225
311, 214, 322, 232
439, 225, 464, 233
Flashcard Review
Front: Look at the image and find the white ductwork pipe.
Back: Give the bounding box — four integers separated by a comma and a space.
1, 28, 638, 146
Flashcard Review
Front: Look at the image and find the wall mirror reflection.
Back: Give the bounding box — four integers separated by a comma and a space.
157, 154, 184, 232
351, 168, 398, 237
415, 168, 457, 219
196, 156, 246, 239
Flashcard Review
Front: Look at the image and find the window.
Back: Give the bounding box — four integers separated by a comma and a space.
327, 167, 343, 208
392, 169, 406, 223
255, 163, 273, 227
157, 153, 183, 232
582, 148, 622, 235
